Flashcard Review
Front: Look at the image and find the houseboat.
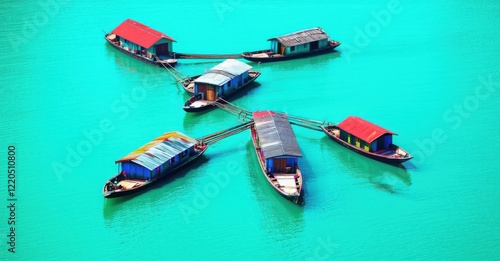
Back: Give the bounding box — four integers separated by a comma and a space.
103, 131, 207, 198
321, 116, 413, 165
251, 111, 303, 204
242, 27, 340, 62
183, 59, 261, 112
104, 19, 178, 67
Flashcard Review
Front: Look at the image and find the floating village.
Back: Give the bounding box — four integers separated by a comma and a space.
103, 19, 413, 204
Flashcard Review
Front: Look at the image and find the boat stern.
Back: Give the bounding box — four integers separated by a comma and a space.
183, 99, 213, 112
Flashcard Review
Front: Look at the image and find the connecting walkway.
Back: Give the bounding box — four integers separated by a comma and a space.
155, 55, 191, 85
197, 121, 254, 145
174, 52, 242, 59
192, 100, 333, 146
213, 99, 335, 132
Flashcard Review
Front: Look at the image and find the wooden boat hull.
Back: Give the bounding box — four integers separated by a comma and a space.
183, 71, 261, 112
242, 40, 340, 63
103, 177, 150, 198
250, 127, 303, 204
103, 145, 208, 198
183, 98, 216, 112
104, 34, 177, 67
321, 126, 412, 165
181, 75, 202, 95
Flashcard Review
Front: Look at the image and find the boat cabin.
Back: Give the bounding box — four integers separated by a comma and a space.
193, 59, 252, 101
268, 27, 330, 56
114, 132, 197, 181
337, 116, 396, 153
253, 111, 302, 174
108, 19, 176, 60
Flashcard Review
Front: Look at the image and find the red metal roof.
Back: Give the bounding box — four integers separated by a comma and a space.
253, 110, 276, 118
338, 116, 396, 143
111, 19, 176, 49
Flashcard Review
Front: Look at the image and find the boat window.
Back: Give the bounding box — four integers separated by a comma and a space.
290, 46, 295, 51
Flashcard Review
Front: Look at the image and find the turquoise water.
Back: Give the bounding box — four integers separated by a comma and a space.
1, 0, 500, 260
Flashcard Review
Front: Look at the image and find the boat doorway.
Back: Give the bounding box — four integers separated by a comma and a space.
310, 41, 319, 51
206, 86, 216, 101
278, 43, 285, 55
273, 158, 287, 173
155, 43, 169, 58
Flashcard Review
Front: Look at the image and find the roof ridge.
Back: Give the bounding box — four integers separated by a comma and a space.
126, 20, 162, 37
273, 113, 286, 156
206, 69, 237, 78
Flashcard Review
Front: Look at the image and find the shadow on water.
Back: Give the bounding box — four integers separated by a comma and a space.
104, 43, 164, 74
104, 42, 247, 74
103, 42, 186, 92
243, 140, 304, 212
102, 155, 210, 222
319, 136, 412, 194
247, 50, 342, 71
397, 160, 418, 170
228, 82, 262, 101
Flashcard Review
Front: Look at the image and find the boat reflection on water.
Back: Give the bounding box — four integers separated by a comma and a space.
262, 50, 341, 72
244, 141, 305, 237
102, 155, 209, 224
320, 136, 412, 194
104, 43, 156, 72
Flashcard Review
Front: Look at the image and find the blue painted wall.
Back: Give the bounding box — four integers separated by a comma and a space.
121, 162, 152, 180
270, 40, 278, 53
119, 147, 192, 181
318, 39, 328, 48
196, 70, 249, 98
286, 43, 309, 55
270, 39, 329, 55
265, 157, 299, 173
118, 37, 174, 59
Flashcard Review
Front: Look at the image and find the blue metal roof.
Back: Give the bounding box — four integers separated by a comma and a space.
195, 59, 251, 86
115, 131, 197, 170
131, 138, 195, 170
211, 59, 252, 76
195, 72, 232, 86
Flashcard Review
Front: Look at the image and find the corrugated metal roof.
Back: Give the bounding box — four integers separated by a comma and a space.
194, 72, 232, 86
338, 116, 396, 143
116, 131, 197, 170
253, 111, 302, 159
195, 59, 251, 86
111, 19, 176, 49
211, 59, 252, 76
268, 27, 329, 47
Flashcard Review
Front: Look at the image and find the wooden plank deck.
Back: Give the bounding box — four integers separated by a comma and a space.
117, 180, 146, 189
